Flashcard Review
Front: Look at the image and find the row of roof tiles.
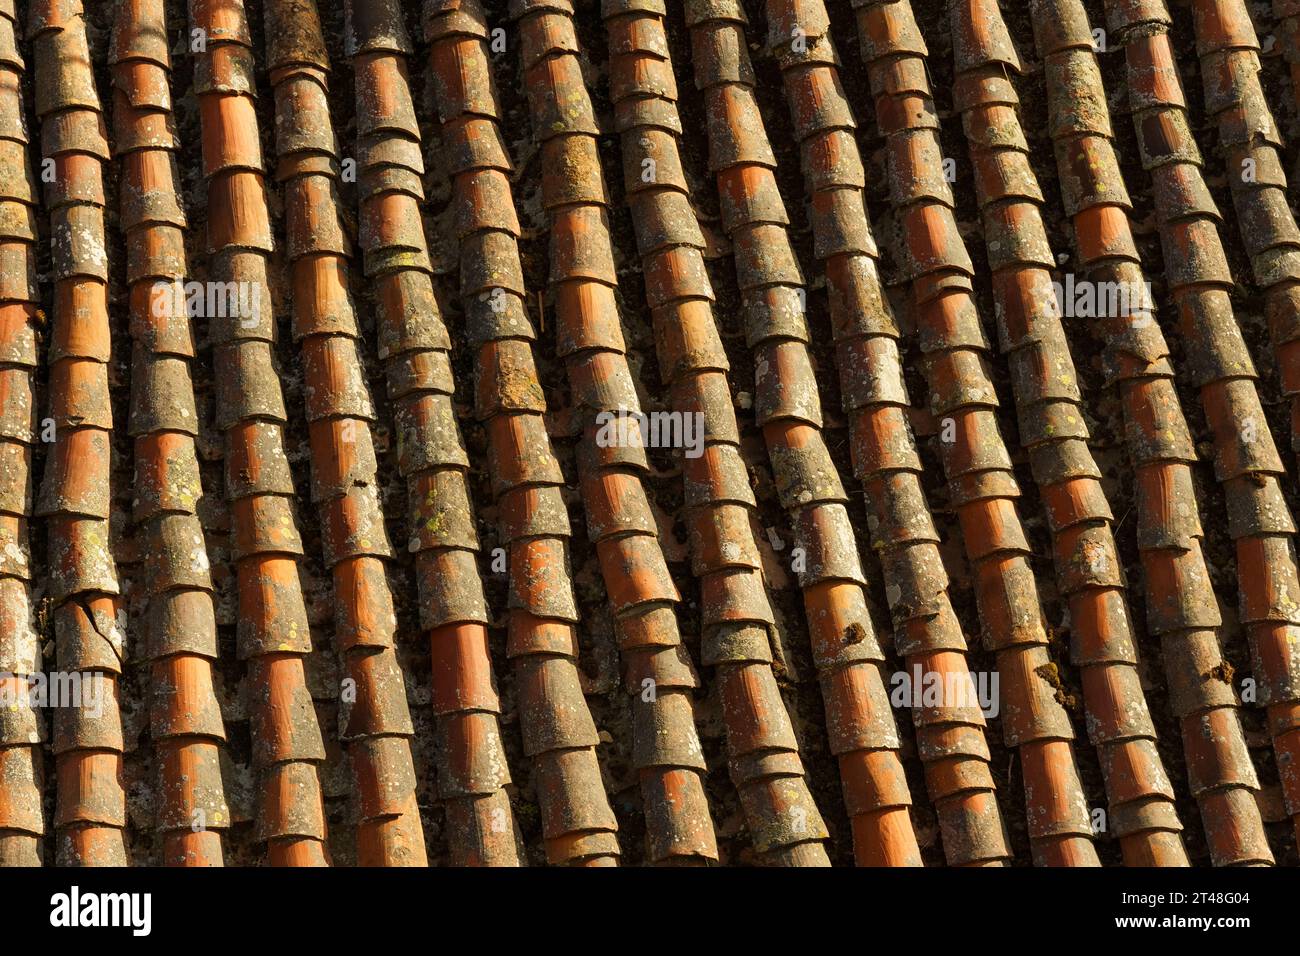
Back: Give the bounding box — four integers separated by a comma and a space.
0, 0, 1297, 865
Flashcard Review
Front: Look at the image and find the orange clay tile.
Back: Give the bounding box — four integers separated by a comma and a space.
941, 0, 1187, 866
110, 0, 229, 867
510, 0, 739, 865
767, 0, 1098, 866
695, 0, 1015, 866
687, 0, 968, 866
1184, 0, 1300, 850
1106, 0, 1287, 866
1186, 0, 1300, 465
30, 0, 128, 867
188, 0, 330, 867
425, 0, 717, 865
694, 0, 995, 867
346, 0, 533, 866
265, 0, 426, 867
601, 0, 840, 865
515, 0, 832, 865
0, 0, 40, 867
0, 0, 1288, 872
1032, 0, 1274, 865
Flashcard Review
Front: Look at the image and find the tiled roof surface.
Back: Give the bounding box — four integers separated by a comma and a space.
189, 0, 331, 865
948, 0, 1186, 866
0, 0, 1298, 866
0, 0, 43, 870
36, 0, 130, 866
115, 0, 230, 867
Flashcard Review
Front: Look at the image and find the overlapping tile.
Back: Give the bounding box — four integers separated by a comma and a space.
765, 0, 1098, 865
513, 0, 779, 865
596, 0, 837, 866
1183, 0, 1300, 849
0, 0, 41, 868
344, 0, 527, 867
940, 0, 1187, 865
265, 0, 426, 866
1095, 0, 1290, 867
30, 0, 129, 867
1031, 0, 1273, 865
1103, 0, 1289, 866
1185, 1, 1300, 464
111, 0, 230, 867
424, 0, 719, 864
188, 0, 330, 866
687, 0, 1010, 866
0, 0, 1290, 869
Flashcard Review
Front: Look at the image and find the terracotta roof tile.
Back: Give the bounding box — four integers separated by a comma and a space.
110, 0, 231, 865
266, 0, 425, 866
506, 0, 724, 865
602, 0, 841, 865
1033, 0, 1275, 865
943, 0, 1186, 866
690, 0, 993, 866
31, 0, 127, 867
426, 0, 717, 868
0, 0, 1293, 869
189, 0, 329, 866
347, 0, 525, 867
1116, 0, 1300, 858
0, 0, 38, 866
771, 0, 1098, 865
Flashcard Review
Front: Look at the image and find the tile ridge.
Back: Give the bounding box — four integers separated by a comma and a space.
1033, 0, 1273, 865
265, 0, 428, 867
424, 0, 718, 865
943, 0, 1188, 865
0, 0, 43, 868
112, 0, 231, 867
187, 0, 330, 867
